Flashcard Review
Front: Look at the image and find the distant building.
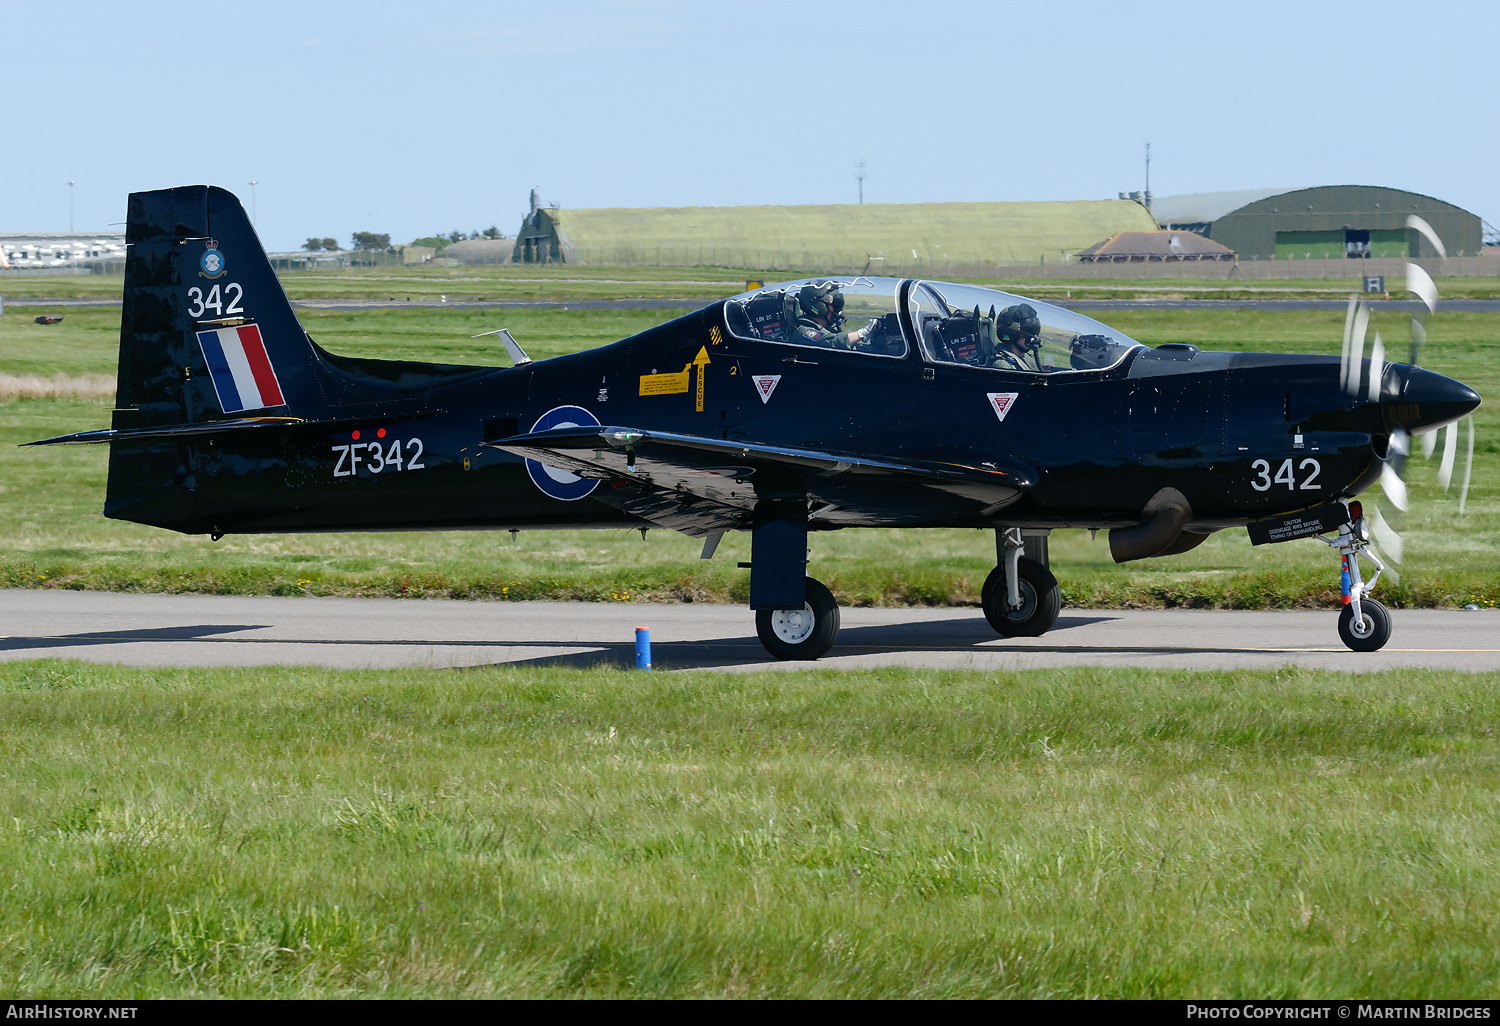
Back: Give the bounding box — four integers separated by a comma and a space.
2, 232, 126, 270
1076, 230, 1234, 263
1150, 186, 1481, 259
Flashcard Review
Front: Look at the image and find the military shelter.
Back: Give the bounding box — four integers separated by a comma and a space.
1076, 230, 1233, 263
1150, 186, 1481, 260
508, 198, 1160, 267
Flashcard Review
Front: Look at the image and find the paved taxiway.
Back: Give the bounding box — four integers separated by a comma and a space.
1, 591, 1496, 673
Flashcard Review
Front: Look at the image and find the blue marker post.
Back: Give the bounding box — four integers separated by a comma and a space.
635, 627, 651, 670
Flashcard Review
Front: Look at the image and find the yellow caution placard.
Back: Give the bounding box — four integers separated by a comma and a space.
639, 346, 712, 411
639, 366, 690, 395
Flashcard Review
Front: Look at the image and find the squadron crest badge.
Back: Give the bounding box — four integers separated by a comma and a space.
199, 240, 226, 279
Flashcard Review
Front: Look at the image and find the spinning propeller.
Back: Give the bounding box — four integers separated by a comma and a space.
1339, 215, 1477, 578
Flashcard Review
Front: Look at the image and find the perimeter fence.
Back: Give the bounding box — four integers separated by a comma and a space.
560, 247, 1500, 281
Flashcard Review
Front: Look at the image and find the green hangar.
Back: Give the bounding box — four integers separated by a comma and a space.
1150, 185, 1481, 260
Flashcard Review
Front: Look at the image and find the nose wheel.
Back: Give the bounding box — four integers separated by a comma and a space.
756, 577, 840, 660
1338, 597, 1391, 652
1321, 503, 1393, 652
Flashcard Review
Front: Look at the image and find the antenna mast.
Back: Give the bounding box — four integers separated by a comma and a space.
1144, 142, 1152, 212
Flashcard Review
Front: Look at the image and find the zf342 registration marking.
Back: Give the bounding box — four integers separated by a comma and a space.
332, 430, 425, 478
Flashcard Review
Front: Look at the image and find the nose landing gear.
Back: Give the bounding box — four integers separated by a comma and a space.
1319, 501, 1392, 652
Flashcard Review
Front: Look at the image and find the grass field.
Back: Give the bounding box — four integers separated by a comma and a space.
0, 301, 1494, 610
0, 659, 1496, 998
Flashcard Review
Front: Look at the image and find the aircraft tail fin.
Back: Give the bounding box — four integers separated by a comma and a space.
113, 185, 334, 431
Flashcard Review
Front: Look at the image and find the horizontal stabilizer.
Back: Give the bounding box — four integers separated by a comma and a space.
25, 416, 306, 446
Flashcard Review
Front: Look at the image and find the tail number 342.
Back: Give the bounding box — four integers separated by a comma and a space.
1251, 457, 1321, 492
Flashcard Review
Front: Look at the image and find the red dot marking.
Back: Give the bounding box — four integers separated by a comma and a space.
377, 428, 387, 438
352, 430, 361, 440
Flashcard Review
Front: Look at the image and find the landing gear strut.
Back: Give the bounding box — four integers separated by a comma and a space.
756, 578, 840, 660
1319, 502, 1392, 652
981, 528, 1061, 637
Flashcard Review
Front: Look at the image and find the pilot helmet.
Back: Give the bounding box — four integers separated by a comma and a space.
997, 303, 1042, 350
798, 282, 845, 322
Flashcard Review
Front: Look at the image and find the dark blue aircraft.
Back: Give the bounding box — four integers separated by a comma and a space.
30, 186, 1482, 658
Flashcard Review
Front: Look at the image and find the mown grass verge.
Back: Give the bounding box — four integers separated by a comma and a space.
0, 660, 1497, 998
2, 660, 1500, 996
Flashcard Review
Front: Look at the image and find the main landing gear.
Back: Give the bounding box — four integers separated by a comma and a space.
1319, 500, 1393, 652
755, 577, 840, 660
748, 526, 1064, 661
981, 528, 1061, 637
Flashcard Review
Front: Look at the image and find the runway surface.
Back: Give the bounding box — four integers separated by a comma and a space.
2, 591, 1496, 673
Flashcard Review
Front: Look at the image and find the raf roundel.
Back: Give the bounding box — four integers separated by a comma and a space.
525, 405, 601, 501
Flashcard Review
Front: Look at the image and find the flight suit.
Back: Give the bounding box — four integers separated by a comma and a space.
794, 314, 861, 350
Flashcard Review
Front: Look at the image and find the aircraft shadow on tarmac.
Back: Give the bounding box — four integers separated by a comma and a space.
0, 624, 270, 654
493, 614, 1129, 670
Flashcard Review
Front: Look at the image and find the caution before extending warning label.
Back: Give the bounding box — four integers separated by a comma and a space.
1246, 503, 1349, 546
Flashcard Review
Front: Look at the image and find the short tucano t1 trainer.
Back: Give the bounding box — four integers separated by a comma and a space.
29, 186, 1483, 658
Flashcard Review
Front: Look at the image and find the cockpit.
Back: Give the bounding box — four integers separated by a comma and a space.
722, 276, 1142, 373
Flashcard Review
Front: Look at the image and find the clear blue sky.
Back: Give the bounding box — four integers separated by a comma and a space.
3, 0, 1494, 252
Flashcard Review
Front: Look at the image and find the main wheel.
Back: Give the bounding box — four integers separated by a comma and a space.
756, 578, 840, 660
1338, 598, 1392, 652
981, 557, 1062, 638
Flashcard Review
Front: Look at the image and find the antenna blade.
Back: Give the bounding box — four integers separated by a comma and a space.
1371, 510, 1405, 564
1406, 263, 1438, 313
497, 329, 533, 365
1368, 332, 1385, 402
1438, 420, 1458, 491
1380, 463, 1408, 512
1458, 415, 1474, 515
1405, 214, 1448, 259
470, 327, 533, 366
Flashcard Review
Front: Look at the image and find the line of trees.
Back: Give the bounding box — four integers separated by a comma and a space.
299, 226, 504, 254
409, 227, 504, 250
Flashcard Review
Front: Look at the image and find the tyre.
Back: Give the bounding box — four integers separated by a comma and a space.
756, 578, 841, 660
1338, 597, 1392, 652
981, 557, 1062, 638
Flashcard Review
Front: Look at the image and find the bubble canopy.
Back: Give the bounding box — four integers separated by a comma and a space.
722, 276, 1143, 373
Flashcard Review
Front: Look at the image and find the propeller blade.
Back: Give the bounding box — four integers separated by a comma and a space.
1406, 263, 1438, 313
1420, 425, 1438, 459
1368, 332, 1385, 402
1406, 214, 1448, 259
1371, 510, 1405, 564
1438, 417, 1458, 491
1343, 301, 1368, 395
1380, 463, 1408, 512
1408, 316, 1426, 367
1458, 415, 1474, 515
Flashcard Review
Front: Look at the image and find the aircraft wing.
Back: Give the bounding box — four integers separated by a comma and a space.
486, 426, 1036, 534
